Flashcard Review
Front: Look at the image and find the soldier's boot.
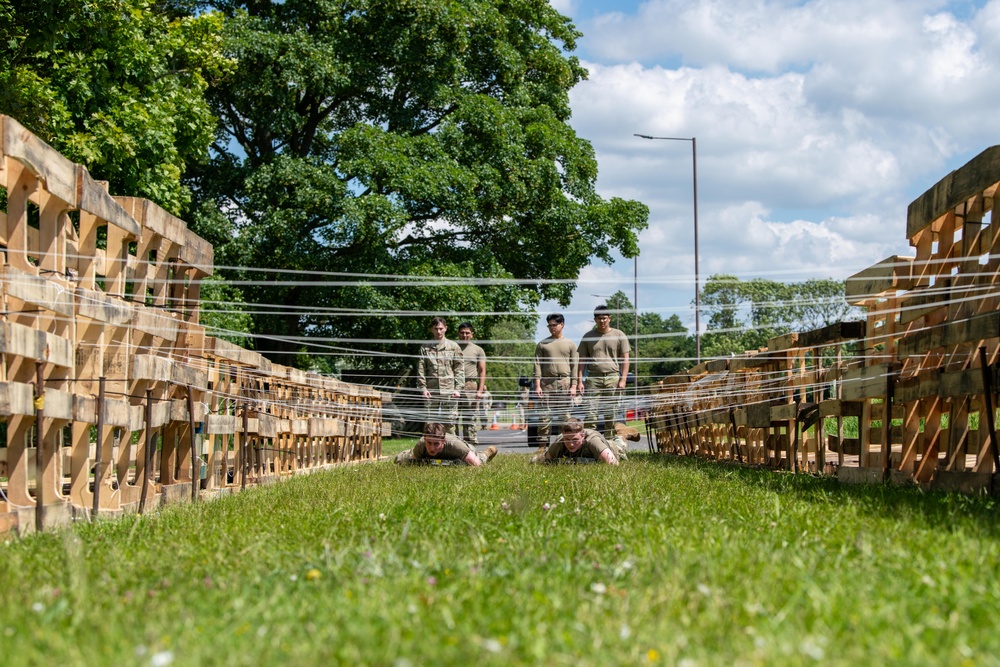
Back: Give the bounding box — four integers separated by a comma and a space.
614, 422, 641, 442
394, 449, 414, 464
481, 446, 498, 463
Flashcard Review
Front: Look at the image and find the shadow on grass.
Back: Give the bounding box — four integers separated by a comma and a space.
631, 452, 1000, 536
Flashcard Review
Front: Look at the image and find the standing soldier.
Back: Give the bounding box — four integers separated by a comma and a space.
457, 322, 487, 446
577, 305, 630, 439
534, 313, 579, 449
417, 317, 464, 434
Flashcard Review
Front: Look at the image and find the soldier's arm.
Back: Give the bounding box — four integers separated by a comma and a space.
464, 451, 483, 466
599, 448, 619, 466
417, 348, 428, 387
618, 351, 630, 389
533, 345, 544, 394
569, 345, 580, 396
477, 352, 486, 393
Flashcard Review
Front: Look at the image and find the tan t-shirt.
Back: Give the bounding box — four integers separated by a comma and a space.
534, 336, 579, 381
459, 342, 486, 386
546, 429, 609, 460
412, 434, 474, 460
578, 327, 630, 376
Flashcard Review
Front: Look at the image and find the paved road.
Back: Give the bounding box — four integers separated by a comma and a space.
475, 427, 653, 454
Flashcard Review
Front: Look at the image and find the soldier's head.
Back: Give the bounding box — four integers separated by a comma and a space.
429, 317, 448, 341
561, 417, 586, 452
594, 305, 612, 333
457, 322, 474, 341
545, 313, 565, 337
423, 422, 447, 455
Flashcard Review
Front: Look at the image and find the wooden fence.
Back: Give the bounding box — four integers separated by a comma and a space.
0, 115, 387, 535
650, 145, 1000, 494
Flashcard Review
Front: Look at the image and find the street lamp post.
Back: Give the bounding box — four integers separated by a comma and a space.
634, 134, 701, 364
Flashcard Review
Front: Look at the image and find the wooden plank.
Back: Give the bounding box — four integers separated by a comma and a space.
132, 305, 179, 342
1, 115, 77, 205
838, 467, 885, 484
131, 355, 173, 383
841, 363, 894, 401
43, 388, 74, 421
897, 311, 1000, 357
75, 288, 133, 326
3, 266, 75, 316
846, 256, 915, 304
79, 166, 140, 236
771, 403, 797, 421
206, 415, 237, 435
797, 321, 866, 348
908, 145, 1000, 239
929, 470, 992, 494
0, 382, 36, 416
308, 418, 344, 438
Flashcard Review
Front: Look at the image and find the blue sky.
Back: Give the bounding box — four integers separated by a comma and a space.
536, 0, 1000, 343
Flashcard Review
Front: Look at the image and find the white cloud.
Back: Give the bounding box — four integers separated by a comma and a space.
554, 0, 1000, 334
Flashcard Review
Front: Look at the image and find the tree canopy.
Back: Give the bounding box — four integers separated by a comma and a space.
186, 0, 649, 369
699, 274, 858, 358
0, 0, 228, 214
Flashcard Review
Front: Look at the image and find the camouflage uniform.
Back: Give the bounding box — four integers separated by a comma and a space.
578, 327, 630, 438
417, 338, 464, 433
533, 336, 579, 442
394, 434, 492, 465
529, 428, 629, 463
458, 340, 486, 445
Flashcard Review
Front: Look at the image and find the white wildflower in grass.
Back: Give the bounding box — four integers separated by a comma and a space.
542, 502, 551, 511
590, 582, 607, 595
482, 638, 503, 653
151, 650, 174, 667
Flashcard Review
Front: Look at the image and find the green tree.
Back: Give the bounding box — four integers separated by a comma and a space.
482, 316, 537, 398
187, 0, 648, 370
637, 312, 695, 385
0, 0, 229, 214
699, 274, 858, 358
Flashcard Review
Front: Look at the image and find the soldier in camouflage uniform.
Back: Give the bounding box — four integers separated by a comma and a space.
457, 322, 487, 446
395, 422, 497, 466
417, 317, 465, 434
529, 418, 637, 465
533, 313, 579, 448
577, 305, 631, 439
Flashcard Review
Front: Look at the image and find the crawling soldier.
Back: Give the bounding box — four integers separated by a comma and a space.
530, 417, 638, 465
395, 422, 498, 466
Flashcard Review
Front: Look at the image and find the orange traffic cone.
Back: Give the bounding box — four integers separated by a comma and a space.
489, 412, 500, 430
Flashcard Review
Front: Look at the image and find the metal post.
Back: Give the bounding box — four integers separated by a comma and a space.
241, 401, 249, 490
634, 134, 701, 363
33, 361, 45, 532
139, 388, 153, 514
692, 137, 700, 364
978, 347, 1000, 479
187, 385, 198, 502
92, 377, 105, 518
634, 254, 639, 420
883, 371, 896, 480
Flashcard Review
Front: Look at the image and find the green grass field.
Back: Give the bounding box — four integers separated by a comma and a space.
2, 453, 999, 666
